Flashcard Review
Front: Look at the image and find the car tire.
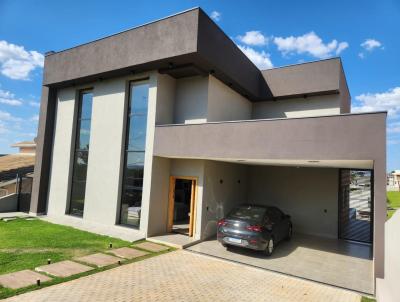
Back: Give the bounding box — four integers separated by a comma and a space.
286, 224, 293, 240
265, 237, 274, 256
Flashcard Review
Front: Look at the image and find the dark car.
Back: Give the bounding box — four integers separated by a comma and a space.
217, 205, 292, 256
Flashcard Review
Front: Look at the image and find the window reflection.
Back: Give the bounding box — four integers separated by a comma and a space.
120, 82, 149, 227
69, 91, 92, 217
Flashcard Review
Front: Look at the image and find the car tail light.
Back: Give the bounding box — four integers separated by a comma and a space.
217, 219, 227, 227
246, 225, 263, 232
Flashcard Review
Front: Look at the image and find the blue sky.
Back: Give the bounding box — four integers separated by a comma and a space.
0, 0, 399, 171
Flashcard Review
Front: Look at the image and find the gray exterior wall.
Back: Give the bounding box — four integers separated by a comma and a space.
202, 161, 249, 239
376, 211, 400, 302
248, 166, 339, 238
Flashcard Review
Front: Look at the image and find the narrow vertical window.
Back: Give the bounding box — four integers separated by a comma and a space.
120, 81, 149, 228
69, 90, 93, 217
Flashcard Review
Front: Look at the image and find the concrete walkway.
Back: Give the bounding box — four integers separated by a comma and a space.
3, 250, 361, 302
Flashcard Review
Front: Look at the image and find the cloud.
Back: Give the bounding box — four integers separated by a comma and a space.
0, 40, 44, 80
0, 89, 23, 106
237, 31, 268, 46
388, 121, 400, 134
361, 39, 383, 51
358, 52, 365, 59
210, 11, 221, 22
237, 45, 273, 69
0, 110, 22, 122
353, 87, 400, 117
388, 139, 400, 145
30, 114, 39, 122
29, 101, 40, 107
273, 31, 349, 59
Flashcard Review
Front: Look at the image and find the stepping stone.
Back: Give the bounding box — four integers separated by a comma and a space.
135, 242, 170, 252
109, 247, 148, 259
0, 270, 51, 289
76, 253, 122, 267
36, 260, 92, 278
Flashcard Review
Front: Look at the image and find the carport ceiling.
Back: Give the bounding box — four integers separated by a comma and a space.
165, 156, 373, 169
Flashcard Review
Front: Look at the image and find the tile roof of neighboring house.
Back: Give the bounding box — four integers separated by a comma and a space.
11, 141, 36, 148
0, 155, 35, 183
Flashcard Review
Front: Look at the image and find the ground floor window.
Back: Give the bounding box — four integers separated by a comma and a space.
338, 169, 373, 243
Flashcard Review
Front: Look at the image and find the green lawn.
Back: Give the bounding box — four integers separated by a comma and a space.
0, 218, 132, 274
387, 191, 400, 219
0, 218, 174, 299
361, 297, 376, 302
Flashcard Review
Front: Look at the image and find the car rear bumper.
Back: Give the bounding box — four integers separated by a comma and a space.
217, 235, 268, 251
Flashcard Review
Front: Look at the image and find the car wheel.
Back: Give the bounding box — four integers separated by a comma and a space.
265, 237, 274, 256
287, 224, 293, 240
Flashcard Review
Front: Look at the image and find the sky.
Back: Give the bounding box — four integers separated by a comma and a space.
0, 0, 399, 171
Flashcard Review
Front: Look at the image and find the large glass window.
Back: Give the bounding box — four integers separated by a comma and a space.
120, 81, 149, 227
69, 91, 93, 217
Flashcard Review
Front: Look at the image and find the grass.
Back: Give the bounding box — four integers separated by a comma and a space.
387, 191, 400, 219
0, 218, 131, 274
361, 296, 376, 302
0, 218, 175, 299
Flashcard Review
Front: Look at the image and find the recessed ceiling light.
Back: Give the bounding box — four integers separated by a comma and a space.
307, 160, 320, 163
237, 159, 246, 162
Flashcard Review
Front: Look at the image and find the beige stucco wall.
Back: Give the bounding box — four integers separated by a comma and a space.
207, 76, 252, 122
83, 77, 127, 225
248, 165, 339, 238
202, 161, 249, 239
376, 211, 400, 302
47, 87, 76, 216
252, 94, 341, 119
155, 74, 176, 125
174, 76, 208, 124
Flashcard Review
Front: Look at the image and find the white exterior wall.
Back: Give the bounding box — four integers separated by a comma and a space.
207, 76, 252, 122
252, 94, 341, 119
47, 87, 76, 216
248, 166, 339, 238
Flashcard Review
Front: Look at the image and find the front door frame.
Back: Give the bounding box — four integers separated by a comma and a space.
168, 176, 197, 237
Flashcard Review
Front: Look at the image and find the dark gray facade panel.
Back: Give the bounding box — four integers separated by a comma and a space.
196, 10, 272, 100
153, 113, 386, 161
30, 86, 57, 214
262, 58, 343, 98
43, 9, 200, 86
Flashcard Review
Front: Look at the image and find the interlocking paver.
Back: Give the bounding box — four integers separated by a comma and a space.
3, 251, 361, 302
36, 260, 92, 277
134, 242, 169, 252
109, 247, 148, 259
0, 270, 51, 290
75, 253, 122, 267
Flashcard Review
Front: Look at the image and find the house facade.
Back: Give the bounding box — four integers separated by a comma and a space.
30, 8, 386, 294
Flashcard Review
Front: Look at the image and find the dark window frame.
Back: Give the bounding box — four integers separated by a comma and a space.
68, 89, 93, 217
119, 79, 149, 228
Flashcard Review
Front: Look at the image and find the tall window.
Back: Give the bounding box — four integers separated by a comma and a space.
69, 90, 93, 217
120, 81, 149, 227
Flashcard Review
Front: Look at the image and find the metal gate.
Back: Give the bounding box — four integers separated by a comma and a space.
17, 174, 33, 212
338, 169, 373, 243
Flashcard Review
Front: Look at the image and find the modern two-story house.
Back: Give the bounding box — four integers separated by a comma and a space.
30, 8, 386, 295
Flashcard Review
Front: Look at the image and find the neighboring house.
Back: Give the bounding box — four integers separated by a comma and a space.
387, 170, 400, 191
0, 140, 36, 212
30, 8, 386, 295
0, 140, 36, 197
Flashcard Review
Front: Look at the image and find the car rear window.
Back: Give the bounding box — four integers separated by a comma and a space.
228, 206, 266, 221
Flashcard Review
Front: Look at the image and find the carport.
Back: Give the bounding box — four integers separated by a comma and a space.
188, 161, 374, 294
152, 112, 386, 295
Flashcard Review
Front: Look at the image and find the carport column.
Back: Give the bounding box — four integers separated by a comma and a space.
30, 85, 57, 215
374, 157, 386, 279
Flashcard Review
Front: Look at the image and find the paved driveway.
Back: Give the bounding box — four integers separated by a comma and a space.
4, 251, 361, 302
